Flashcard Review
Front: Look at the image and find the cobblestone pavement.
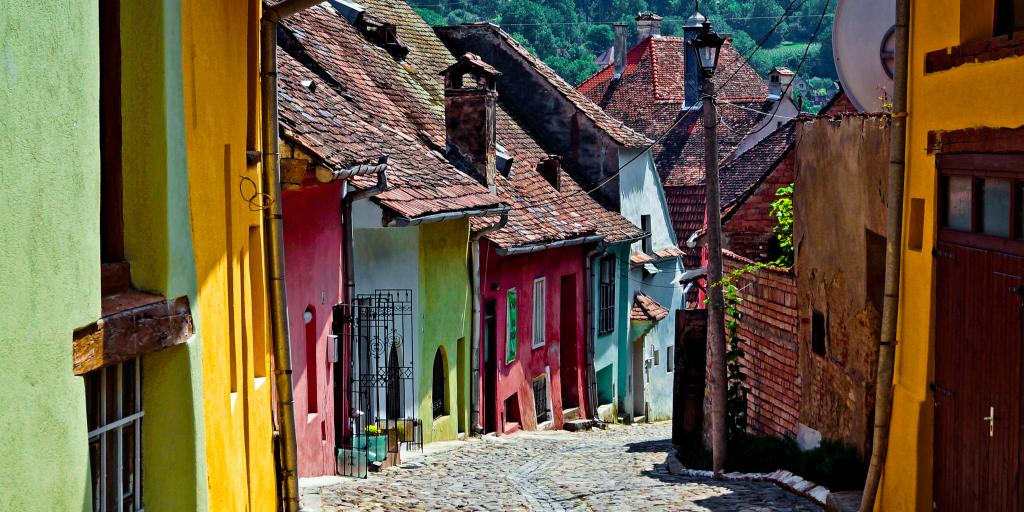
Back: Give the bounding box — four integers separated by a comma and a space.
318, 422, 822, 511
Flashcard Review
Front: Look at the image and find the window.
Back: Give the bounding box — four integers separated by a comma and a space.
640, 215, 652, 254
666, 346, 674, 372
598, 256, 616, 335
994, 0, 1024, 37
812, 310, 827, 356
533, 375, 550, 423
506, 288, 518, 364
532, 278, 546, 349
653, 348, 660, 366
938, 157, 1024, 243
99, 0, 124, 264
432, 348, 448, 419
305, 307, 318, 415
87, 359, 143, 512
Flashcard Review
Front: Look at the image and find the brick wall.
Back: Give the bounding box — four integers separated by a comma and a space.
722, 152, 795, 261
723, 250, 800, 437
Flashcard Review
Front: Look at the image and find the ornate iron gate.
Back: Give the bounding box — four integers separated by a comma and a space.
335, 289, 421, 478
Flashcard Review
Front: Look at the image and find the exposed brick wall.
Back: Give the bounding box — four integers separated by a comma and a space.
722, 152, 795, 261
723, 250, 800, 438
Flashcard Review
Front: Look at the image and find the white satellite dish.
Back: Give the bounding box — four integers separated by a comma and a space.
832, 0, 895, 112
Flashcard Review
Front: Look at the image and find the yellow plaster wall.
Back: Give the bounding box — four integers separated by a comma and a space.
181, 1, 277, 510
878, 2, 1024, 509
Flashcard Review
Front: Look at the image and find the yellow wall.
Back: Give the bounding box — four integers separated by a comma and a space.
878, 2, 1024, 509
181, 0, 277, 510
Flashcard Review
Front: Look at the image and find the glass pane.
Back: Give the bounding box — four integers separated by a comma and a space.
981, 179, 1011, 237
122, 358, 137, 415
89, 438, 101, 512
945, 176, 973, 231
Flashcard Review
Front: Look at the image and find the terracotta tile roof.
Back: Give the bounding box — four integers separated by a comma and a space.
277, 4, 503, 220
578, 35, 775, 257
474, 106, 645, 248
631, 292, 669, 322
629, 246, 686, 266
279, 0, 640, 248
719, 120, 796, 210
436, 23, 653, 149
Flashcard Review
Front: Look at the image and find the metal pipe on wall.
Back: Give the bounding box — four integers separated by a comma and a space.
468, 213, 508, 433
583, 242, 606, 423
860, 0, 910, 509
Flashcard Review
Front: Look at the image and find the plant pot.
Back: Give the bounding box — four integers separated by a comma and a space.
356, 434, 387, 462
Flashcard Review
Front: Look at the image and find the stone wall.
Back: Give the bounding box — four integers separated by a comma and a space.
793, 115, 890, 457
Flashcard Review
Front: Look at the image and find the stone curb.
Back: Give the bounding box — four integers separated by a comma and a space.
665, 449, 830, 507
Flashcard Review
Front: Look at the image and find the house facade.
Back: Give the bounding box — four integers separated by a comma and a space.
436, 23, 685, 423
876, 1, 1024, 509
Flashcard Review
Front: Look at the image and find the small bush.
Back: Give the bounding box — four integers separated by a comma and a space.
728, 435, 802, 474
795, 440, 866, 491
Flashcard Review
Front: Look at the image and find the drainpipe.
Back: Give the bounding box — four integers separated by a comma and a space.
259, 2, 337, 510
583, 242, 606, 422
468, 213, 509, 433
860, 0, 910, 509
342, 167, 388, 319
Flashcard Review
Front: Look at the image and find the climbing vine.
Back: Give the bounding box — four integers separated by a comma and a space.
770, 183, 795, 268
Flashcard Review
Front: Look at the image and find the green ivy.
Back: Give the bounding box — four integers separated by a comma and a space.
770, 183, 794, 267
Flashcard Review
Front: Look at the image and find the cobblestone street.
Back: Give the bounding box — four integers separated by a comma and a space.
315, 423, 821, 511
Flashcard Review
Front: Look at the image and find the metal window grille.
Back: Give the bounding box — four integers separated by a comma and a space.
86, 358, 143, 512
532, 376, 550, 423
598, 256, 615, 335
531, 278, 545, 348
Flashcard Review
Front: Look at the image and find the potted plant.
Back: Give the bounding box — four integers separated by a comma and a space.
362, 424, 387, 462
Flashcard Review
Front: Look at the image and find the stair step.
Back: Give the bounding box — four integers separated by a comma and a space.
562, 407, 580, 421
563, 419, 593, 432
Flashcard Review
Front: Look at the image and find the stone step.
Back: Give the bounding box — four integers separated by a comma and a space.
562, 407, 580, 421
563, 419, 593, 432
826, 490, 862, 512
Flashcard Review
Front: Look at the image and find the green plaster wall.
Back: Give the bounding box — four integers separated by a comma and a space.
0, 2, 101, 510
590, 244, 632, 414
418, 219, 472, 443
118, 1, 207, 509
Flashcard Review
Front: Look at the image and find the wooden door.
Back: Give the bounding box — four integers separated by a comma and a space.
933, 154, 1024, 510
632, 337, 646, 418
484, 300, 498, 433
559, 274, 579, 410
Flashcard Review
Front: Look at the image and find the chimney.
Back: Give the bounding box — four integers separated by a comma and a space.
440, 53, 501, 192
537, 155, 561, 191
683, 11, 706, 107
768, 67, 796, 99
613, 23, 628, 79
635, 13, 662, 43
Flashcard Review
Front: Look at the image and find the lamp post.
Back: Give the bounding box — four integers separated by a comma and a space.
691, 21, 728, 473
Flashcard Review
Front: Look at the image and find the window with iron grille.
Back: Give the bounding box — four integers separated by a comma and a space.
532, 375, 550, 423
86, 358, 143, 512
598, 256, 615, 335
531, 278, 546, 349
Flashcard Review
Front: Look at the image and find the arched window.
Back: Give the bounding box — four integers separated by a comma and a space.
432, 347, 448, 419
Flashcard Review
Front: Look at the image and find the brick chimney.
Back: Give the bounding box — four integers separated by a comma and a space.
537, 155, 562, 191
613, 23, 628, 79
683, 11, 706, 107
635, 13, 662, 43
440, 53, 501, 192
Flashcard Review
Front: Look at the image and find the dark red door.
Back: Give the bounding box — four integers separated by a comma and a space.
559, 274, 580, 411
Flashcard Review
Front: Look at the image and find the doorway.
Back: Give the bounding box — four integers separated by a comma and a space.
632, 337, 646, 419
932, 157, 1024, 510
559, 274, 579, 411
483, 300, 498, 433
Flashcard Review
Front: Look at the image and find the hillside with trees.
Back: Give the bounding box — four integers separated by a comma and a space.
413, 0, 837, 109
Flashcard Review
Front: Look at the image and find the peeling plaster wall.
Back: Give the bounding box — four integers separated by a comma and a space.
0, 2, 100, 509
794, 116, 889, 456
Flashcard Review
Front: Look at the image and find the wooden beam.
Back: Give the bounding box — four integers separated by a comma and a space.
73, 296, 193, 375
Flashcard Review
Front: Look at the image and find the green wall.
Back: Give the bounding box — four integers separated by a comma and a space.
591, 244, 631, 417
118, 1, 207, 509
418, 219, 472, 443
0, 2, 101, 510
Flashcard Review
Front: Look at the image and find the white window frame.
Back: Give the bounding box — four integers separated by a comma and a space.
532, 277, 546, 349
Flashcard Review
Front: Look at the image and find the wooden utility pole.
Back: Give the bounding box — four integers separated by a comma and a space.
702, 75, 728, 473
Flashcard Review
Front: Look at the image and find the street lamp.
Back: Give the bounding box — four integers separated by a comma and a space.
691, 22, 725, 77
692, 20, 729, 473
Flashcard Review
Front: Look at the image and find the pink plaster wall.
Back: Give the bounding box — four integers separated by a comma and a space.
282, 181, 343, 477
476, 240, 590, 432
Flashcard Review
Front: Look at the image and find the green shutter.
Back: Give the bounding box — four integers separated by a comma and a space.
506, 288, 517, 364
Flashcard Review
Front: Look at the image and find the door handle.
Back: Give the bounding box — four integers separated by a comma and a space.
983, 406, 995, 437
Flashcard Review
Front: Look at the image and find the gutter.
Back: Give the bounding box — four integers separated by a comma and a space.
468, 213, 509, 434
860, 0, 910, 508
316, 156, 389, 183
259, 2, 344, 509
496, 234, 606, 257
386, 205, 510, 227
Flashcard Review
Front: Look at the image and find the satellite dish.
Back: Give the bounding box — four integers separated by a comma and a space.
832, 0, 895, 112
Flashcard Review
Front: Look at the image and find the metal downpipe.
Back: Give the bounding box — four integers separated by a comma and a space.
260, 17, 300, 512
860, 0, 910, 509
469, 213, 508, 433
583, 242, 606, 422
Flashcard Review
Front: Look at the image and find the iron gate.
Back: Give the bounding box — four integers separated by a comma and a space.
335, 289, 421, 478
